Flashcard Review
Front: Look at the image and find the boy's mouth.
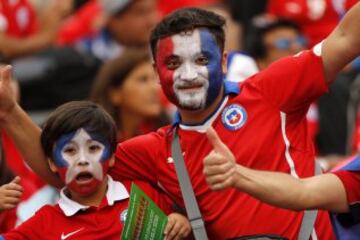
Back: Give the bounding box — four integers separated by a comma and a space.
75, 172, 94, 184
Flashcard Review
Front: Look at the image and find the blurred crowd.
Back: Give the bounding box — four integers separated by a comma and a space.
0, 0, 360, 233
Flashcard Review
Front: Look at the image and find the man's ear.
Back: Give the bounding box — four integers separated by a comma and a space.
109, 155, 115, 168
48, 159, 58, 173
222, 51, 228, 74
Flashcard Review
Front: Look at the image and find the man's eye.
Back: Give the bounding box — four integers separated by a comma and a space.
166, 59, 180, 70
196, 56, 209, 65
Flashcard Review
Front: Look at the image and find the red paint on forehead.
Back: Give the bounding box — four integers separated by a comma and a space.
155, 37, 178, 105
156, 37, 174, 63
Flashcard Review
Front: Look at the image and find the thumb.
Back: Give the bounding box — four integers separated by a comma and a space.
11, 176, 21, 184
0, 65, 12, 85
206, 126, 228, 154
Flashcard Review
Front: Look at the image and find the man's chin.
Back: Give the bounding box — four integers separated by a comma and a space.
177, 101, 206, 111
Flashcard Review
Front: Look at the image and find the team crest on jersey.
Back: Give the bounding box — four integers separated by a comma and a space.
221, 104, 247, 131
120, 209, 128, 223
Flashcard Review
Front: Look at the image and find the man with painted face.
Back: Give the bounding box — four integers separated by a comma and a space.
0, 101, 191, 240
1, 4, 360, 239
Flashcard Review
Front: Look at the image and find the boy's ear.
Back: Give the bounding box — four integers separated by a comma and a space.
48, 159, 58, 173
108, 155, 115, 168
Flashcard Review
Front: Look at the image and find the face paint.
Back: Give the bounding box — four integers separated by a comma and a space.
53, 128, 112, 196
155, 29, 223, 110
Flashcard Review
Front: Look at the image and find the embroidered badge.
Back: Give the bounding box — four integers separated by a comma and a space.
120, 209, 128, 223
221, 104, 247, 131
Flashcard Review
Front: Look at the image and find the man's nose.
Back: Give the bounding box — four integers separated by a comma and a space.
179, 63, 198, 81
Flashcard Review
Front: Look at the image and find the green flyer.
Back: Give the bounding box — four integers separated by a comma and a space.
121, 183, 168, 240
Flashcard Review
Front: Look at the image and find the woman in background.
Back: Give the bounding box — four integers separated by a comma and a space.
90, 48, 169, 141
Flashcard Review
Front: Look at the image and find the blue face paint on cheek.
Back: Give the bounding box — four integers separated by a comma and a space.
53, 131, 77, 167
199, 30, 223, 106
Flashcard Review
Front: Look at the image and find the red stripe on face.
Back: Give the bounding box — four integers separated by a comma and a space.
155, 37, 178, 105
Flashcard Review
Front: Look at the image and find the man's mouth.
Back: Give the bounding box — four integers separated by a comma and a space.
177, 84, 204, 92
75, 172, 94, 184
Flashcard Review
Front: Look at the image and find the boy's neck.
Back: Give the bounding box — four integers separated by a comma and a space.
67, 176, 108, 207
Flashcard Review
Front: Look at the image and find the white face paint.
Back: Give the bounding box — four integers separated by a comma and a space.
59, 129, 106, 184
171, 30, 210, 110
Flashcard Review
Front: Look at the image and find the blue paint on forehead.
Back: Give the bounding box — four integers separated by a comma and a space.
199, 30, 224, 107
86, 130, 112, 162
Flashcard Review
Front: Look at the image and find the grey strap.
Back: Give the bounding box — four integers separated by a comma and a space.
297, 161, 322, 240
171, 128, 209, 240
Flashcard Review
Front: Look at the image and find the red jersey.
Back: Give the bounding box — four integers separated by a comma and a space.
0, 177, 171, 240
334, 170, 360, 204
267, 0, 358, 47
113, 47, 335, 239
0, 0, 37, 37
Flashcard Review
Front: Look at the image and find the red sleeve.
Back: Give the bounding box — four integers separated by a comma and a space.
345, 0, 359, 11
0, 206, 48, 240
110, 130, 167, 184
333, 170, 360, 204
248, 49, 328, 114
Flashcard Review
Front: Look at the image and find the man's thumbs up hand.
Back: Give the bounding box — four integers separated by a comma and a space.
203, 127, 237, 191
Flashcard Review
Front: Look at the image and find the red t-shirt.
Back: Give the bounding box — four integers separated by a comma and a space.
113, 48, 335, 239
0, 0, 37, 37
0, 178, 171, 240
267, 0, 358, 47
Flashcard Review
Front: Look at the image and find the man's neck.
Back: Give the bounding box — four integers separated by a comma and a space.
178, 87, 224, 125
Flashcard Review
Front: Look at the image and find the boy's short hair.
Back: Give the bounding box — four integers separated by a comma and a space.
41, 101, 117, 160
150, 8, 226, 61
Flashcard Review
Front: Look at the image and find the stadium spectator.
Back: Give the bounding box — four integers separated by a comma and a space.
0, 0, 72, 60
90, 48, 169, 141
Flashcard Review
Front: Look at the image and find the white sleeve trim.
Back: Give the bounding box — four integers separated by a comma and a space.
313, 41, 324, 57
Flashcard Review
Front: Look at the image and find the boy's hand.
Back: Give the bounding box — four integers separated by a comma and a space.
0, 176, 23, 211
203, 126, 237, 191
164, 213, 191, 240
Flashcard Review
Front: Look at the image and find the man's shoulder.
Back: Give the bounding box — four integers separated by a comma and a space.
122, 125, 171, 146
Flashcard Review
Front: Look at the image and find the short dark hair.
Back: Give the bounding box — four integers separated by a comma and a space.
41, 101, 117, 160
150, 8, 226, 60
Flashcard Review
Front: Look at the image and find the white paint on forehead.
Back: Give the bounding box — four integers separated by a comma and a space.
171, 29, 202, 57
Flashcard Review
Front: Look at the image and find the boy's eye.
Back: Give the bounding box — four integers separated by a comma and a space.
195, 55, 209, 65
89, 145, 101, 153
63, 147, 76, 155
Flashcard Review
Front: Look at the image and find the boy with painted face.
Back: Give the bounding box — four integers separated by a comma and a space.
0, 101, 190, 240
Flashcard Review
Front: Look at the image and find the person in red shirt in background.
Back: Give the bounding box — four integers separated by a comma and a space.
0, 0, 72, 60
268, 0, 360, 166
267, 0, 358, 48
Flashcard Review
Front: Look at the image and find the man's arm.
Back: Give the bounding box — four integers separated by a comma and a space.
0, 66, 62, 188
322, 2, 360, 84
203, 127, 349, 213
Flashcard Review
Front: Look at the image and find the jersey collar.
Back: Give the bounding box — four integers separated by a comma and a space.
58, 175, 129, 216
173, 81, 240, 132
